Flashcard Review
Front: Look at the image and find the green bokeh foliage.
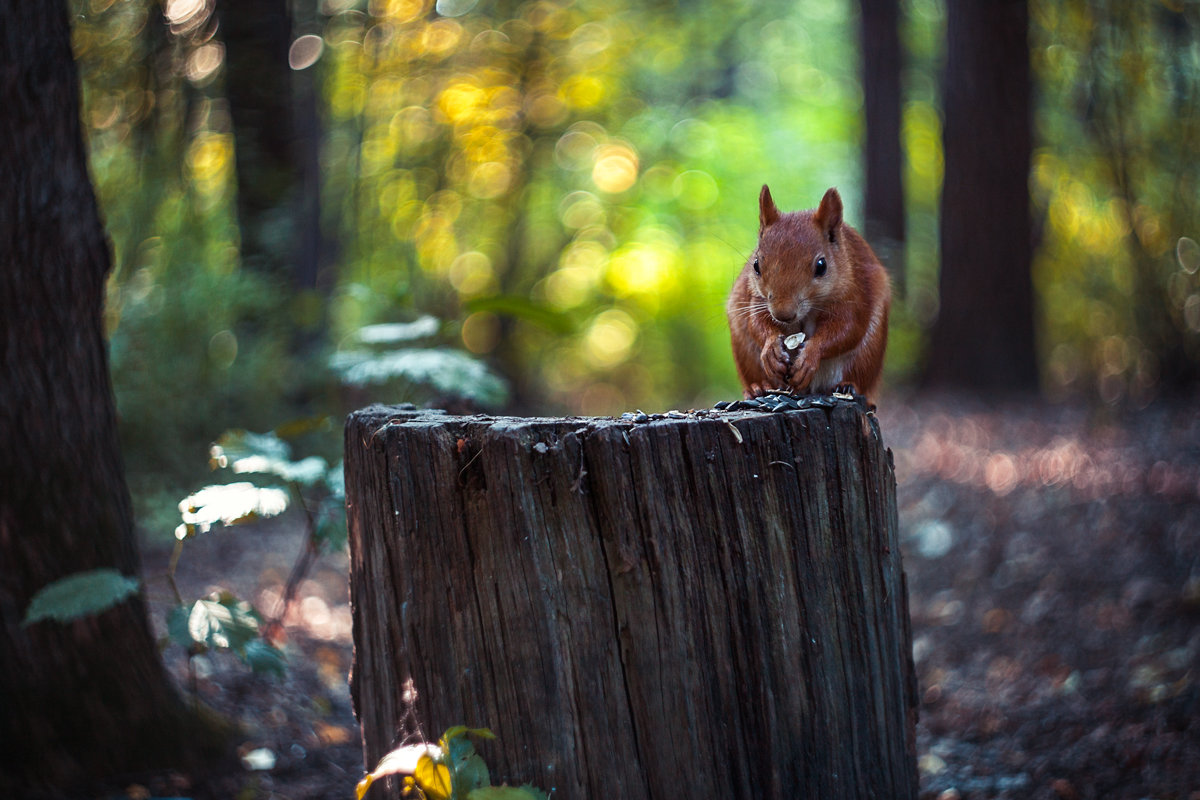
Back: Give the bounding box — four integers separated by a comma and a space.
68, 0, 1200, 522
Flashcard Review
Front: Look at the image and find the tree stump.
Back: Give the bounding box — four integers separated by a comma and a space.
345, 399, 918, 799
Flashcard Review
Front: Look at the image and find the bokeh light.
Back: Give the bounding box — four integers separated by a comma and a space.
585, 308, 638, 368
591, 143, 638, 194
289, 35, 325, 70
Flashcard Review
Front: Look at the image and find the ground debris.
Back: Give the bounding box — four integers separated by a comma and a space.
138, 394, 1200, 800
881, 395, 1200, 800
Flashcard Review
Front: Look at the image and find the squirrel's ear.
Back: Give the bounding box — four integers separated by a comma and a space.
814, 187, 843, 243
759, 184, 780, 233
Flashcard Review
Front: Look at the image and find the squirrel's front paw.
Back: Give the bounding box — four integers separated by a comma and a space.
788, 344, 820, 393
759, 336, 790, 391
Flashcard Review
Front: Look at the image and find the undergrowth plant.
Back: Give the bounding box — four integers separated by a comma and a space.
163, 423, 346, 678
357, 727, 548, 800
24, 315, 506, 677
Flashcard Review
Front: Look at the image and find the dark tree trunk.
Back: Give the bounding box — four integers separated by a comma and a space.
924, 0, 1038, 391
859, 0, 907, 294
345, 402, 918, 799
0, 4, 221, 792
216, 0, 326, 295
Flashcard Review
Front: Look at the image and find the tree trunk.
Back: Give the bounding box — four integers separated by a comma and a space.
924, 0, 1037, 391
345, 401, 918, 799
0, 3, 221, 792
217, 0, 326, 294
859, 0, 907, 294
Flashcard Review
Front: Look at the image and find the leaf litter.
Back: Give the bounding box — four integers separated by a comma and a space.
131, 394, 1200, 799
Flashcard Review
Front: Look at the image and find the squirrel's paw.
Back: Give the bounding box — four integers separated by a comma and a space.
760, 337, 790, 389
788, 345, 820, 393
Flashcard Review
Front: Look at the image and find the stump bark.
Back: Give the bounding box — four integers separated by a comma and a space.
345, 400, 918, 799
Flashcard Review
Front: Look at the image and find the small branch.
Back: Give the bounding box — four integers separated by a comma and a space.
166, 538, 185, 607
264, 484, 322, 643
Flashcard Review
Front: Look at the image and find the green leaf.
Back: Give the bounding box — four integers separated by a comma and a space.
187, 594, 261, 653
328, 347, 508, 408
176, 482, 290, 536
239, 454, 328, 486
272, 415, 334, 440
167, 604, 195, 650
464, 295, 577, 335
456, 754, 490, 793
213, 430, 292, 465
212, 430, 327, 486
313, 509, 347, 551
325, 460, 345, 500
243, 637, 287, 677
355, 316, 441, 344
22, 569, 140, 626
445, 733, 476, 766
443, 726, 495, 762
442, 726, 470, 742
466, 787, 546, 800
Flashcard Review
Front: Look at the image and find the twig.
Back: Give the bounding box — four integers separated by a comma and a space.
166, 538, 186, 607
264, 484, 321, 643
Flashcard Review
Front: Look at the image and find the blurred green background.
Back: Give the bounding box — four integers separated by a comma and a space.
69, 0, 1200, 529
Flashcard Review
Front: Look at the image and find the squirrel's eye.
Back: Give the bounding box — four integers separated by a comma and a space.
814, 256, 827, 277
753, 257, 761, 275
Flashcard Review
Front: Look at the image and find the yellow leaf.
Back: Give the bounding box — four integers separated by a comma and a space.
357, 743, 444, 799
415, 754, 453, 800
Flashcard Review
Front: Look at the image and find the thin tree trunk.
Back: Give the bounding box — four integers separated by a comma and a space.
0, 3, 222, 791
345, 402, 918, 799
217, 0, 327, 295
859, 0, 907, 294
924, 0, 1037, 391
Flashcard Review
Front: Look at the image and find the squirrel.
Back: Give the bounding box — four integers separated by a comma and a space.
726, 185, 891, 402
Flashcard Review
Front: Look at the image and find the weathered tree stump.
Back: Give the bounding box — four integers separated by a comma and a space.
345, 399, 917, 799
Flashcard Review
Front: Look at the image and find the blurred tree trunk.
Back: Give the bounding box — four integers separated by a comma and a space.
924, 0, 1037, 391
859, 0, 906, 294
217, 0, 327, 299
1086, 1, 1200, 394
0, 3, 222, 792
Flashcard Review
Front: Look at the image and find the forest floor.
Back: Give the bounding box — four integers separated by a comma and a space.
130, 393, 1200, 800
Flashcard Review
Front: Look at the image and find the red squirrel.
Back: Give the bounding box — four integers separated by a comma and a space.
726, 185, 891, 402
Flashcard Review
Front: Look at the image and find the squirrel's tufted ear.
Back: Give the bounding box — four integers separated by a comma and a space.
814, 187, 843, 243
759, 184, 780, 233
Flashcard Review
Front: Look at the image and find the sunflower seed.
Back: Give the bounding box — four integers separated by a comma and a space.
784, 332, 807, 350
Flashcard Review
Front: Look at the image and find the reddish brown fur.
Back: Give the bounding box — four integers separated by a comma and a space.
726, 185, 891, 402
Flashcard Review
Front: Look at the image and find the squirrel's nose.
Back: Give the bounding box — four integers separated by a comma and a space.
768, 303, 799, 324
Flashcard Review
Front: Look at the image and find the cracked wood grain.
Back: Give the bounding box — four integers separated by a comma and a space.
345, 402, 917, 799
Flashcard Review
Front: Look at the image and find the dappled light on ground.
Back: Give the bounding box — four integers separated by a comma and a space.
258, 581, 355, 643
889, 405, 1200, 502
881, 396, 1200, 799
143, 518, 361, 798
